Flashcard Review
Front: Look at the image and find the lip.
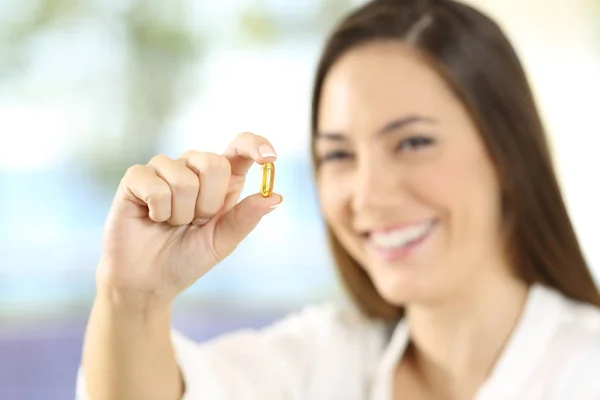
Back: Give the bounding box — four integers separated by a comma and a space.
365, 220, 437, 262
360, 219, 436, 237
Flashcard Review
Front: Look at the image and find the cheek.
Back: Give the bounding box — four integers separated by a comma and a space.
318, 172, 368, 265
317, 172, 352, 226
417, 147, 501, 233
405, 157, 464, 209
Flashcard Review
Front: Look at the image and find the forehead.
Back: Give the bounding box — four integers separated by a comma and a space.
317, 42, 458, 131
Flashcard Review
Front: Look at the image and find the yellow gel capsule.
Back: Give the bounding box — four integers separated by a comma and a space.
260, 162, 275, 197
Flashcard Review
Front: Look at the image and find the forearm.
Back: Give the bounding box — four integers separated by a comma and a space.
82, 286, 183, 400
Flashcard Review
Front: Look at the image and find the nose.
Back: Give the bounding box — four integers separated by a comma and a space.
351, 156, 401, 212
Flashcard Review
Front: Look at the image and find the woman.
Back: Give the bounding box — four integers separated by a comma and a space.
77, 0, 600, 399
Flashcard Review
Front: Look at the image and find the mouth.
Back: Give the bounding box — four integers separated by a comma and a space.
364, 220, 437, 261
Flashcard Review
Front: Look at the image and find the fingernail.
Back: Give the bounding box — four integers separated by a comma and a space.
258, 145, 277, 159
266, 203, 281, 214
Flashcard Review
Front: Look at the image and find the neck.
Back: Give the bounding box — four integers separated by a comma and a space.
404, 274, 529, 399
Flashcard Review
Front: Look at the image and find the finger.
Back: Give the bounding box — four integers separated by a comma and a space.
119, 164, 172, 222
222, 132, 277, 176
221, 175, 245, 213
148, 154, 200, 226
180, 151, 231, 222
213, 193, 283, 259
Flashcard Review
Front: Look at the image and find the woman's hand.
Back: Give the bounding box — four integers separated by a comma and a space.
96, 132, 282, 312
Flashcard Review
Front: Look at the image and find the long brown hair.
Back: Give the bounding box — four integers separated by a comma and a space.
310, 0, 600, 321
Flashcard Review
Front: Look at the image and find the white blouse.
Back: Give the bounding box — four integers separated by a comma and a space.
76, 284, 600, 399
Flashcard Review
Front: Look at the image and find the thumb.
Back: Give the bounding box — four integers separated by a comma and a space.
213, 192, 283, 258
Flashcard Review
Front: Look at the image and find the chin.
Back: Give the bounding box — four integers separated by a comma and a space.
362, 254, 444, 306
372, 274, 430, 306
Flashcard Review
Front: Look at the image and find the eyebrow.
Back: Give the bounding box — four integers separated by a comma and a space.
315, 114, 437, 140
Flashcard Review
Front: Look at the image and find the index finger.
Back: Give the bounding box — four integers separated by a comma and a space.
222, 132, 277, 176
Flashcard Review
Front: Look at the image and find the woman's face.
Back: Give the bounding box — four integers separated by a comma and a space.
316, 42, 507, 305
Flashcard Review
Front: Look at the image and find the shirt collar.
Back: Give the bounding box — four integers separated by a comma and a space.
475, 283, 565, 399
368, 284, 566, 400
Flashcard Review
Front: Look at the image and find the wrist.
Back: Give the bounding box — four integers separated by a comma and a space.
94, 280, 174, 326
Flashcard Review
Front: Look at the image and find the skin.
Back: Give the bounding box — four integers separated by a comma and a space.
82, 40, 530, 400
82, 133, 283, 400
315, 41, 528, 399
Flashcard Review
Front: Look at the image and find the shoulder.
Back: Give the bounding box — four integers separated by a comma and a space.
529, 283, 600, 338
539, 285, 600, 396
171, 303, 388, 399
552, 287, 600, 340
268, 301, 386, 336
171, 301, 388, 361
200, 302, 387, 349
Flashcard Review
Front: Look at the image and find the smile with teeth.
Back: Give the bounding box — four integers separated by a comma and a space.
368, 220, 436, 250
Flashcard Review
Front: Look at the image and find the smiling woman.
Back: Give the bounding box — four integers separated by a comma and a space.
311, 1, 600, 321
77, 1, 600, 399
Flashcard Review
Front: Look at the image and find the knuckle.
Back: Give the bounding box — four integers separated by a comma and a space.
148, 154, 170, 166
235, 131, 253, 142
144, 179, 171, 207
216, 155, 231, 174
236, 131, 264, 144
180, 149, 201, 160
169, 174, 199, 195
121, 164, 150, 188
151, 183, 172, 199
197, 152, 228, 173
123, 164, 145, 178
128, 163, 148, 173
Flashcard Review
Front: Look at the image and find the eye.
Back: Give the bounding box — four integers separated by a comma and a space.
396, 136, 434, 152
318, 150, 353, 165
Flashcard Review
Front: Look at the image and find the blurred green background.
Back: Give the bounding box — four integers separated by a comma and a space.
0, 0, 599, 399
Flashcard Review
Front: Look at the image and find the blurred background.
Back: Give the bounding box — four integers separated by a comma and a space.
0, 0, 599, 399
